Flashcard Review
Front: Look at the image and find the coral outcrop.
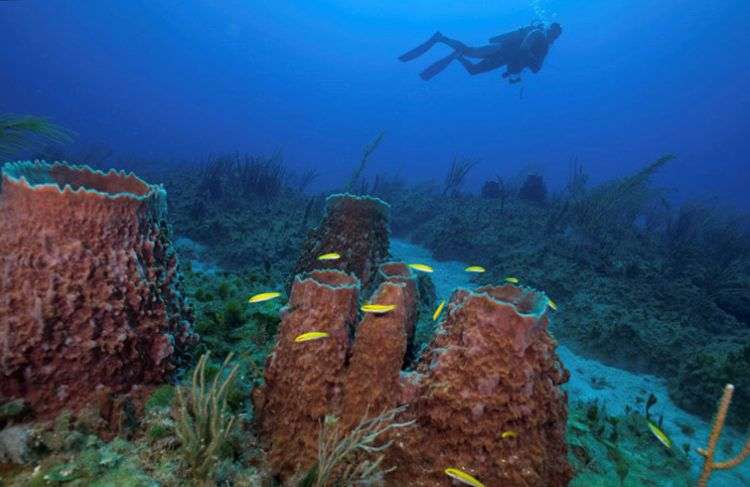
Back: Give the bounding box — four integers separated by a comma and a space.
519, 174, 547, 204
0, 161, 196, 420
389, 284, 572, 486
292, 193, 390, 290
255, 260, 571, 485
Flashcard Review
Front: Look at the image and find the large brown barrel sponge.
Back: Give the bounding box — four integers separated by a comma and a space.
388, 284, 573, 487
0, 161, 197, 419
253, 269, 361, 477
292, 193, 390, 290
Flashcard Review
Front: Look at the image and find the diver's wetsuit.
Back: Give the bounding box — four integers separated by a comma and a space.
399, 23, 561, 83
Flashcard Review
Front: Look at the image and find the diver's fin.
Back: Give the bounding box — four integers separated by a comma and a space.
398, 31, 442, 62
419, 52, 459, 80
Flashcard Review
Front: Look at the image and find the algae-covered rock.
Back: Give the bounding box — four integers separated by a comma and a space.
0, 424, 35, 464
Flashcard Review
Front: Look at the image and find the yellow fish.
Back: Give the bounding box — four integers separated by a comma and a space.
317, 252, 341, 261
504, 276, 519, 284
361, 304, 396, 314
294, 331, 330, 343
408, 263, 434, 273
464, 266, 486, 273
432, 299, 446, 321
647, 420, 672, 449
444, 468, 485, 487
548, 298, 558, 311
248, 291, 281, 303
501, 430, 518, 439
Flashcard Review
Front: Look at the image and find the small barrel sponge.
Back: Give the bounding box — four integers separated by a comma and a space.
388, 284, 573, 486
0, 161, 197, 419
342, 262, 418, 427
292, 193, 390, 290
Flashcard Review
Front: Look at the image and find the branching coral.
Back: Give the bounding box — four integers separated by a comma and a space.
346, 131, 385, 193
443, 156, 478, 197
558, 154, 673, 259
574, 155, 672, 235
175, 352, 239, 484
197, 152, 287, 201
298, 406, 415, 487
235, 151, 286, 198
697, 384, 750, 486
0, 113, 73, 160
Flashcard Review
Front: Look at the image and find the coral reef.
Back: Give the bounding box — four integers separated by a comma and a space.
0, 161, 196, 421
381, 158, 750, 429
566, 400, 692, 486
292, 193, 390, 290
388, 284, 572, 486
255, 260, 571, 485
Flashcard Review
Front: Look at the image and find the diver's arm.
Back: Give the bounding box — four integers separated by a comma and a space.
489, 32, 511, 44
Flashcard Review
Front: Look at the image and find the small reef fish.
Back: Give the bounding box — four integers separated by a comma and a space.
432, 299, 446, 321
444, 468, 485, 487
548, 297, 558, 311
501, 430, 518, 439
408, 263, 434, 273
464, 265, 486, 273
317, 252, 341, 261
646, 420, 672, 449
504, 276, 519, 284
248, 291, 281, 303
361, 304, 396, 314
294, 331, 330, 343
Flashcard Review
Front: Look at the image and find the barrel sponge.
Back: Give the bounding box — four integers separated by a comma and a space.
0, 161, 197, 419
388, 284, 573, 486
292, 193, 391, 290
253, 269, 361, 477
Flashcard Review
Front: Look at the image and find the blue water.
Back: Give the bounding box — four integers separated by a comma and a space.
2, 0, 749, 207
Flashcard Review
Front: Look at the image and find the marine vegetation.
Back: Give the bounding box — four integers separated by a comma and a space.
346, 131, 386, 193
294, 407, 415, 487
1, 151, 748, 486
0, 113, 73, 160
174, 352, 239, 485
442, 155, 478, 198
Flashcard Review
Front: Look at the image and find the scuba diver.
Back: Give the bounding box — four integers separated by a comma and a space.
399, 22, 562, 83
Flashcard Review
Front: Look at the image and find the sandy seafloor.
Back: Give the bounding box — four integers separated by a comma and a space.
390, 238, 750, 487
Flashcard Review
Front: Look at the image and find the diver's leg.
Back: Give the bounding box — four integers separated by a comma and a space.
436, 35, 502, 58
457, 54, 505, 75
419, 51, 460, 80
398, 31, 443, 61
